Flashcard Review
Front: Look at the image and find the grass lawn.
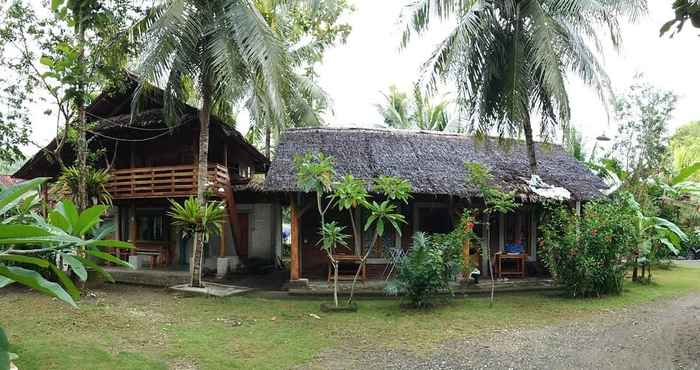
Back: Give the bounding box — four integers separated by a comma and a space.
2, 266, 699, 370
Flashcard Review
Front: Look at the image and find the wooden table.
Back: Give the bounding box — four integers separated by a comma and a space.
328, 254, 367, 282
495, 253, 526, 278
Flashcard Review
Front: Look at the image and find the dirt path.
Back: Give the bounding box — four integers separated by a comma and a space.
306, 292, 700, 370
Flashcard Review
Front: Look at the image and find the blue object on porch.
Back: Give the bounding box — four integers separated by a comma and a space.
505, 243, 524, 254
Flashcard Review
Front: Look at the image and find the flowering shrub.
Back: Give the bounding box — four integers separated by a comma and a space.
539, 198, 639, 297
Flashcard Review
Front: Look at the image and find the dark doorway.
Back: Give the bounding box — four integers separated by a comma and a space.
236, 213, 249, 257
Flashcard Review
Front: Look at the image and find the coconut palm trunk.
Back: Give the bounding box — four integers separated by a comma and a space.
522, 114, 538, 176
191, 82, 211, 288
75, 10, 89, 211
265, 125, 272, 159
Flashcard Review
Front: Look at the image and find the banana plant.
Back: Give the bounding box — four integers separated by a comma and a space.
621, 192, 688, 282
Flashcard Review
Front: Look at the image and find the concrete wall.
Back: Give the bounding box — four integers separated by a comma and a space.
241, 202, 281, 261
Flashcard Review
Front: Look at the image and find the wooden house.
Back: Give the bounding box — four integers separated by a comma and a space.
264, 127, 608, 283
14, 79, 282, 274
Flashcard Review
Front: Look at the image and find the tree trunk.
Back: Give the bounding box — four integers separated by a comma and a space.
265, 124, 272, 159
522, 113, 537, 176
191, 82, 211, 287
190, 232, 205, 287
76, 106, 88, 210
332, 261, 339, 307
485, 213, 495, 307
76, 13, 88, 211
196, 90, 211, 203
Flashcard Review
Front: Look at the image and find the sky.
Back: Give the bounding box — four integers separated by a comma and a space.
23, 0, 700, 156
314, 0, 700, 148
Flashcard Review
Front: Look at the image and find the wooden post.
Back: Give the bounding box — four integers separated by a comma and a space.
530, 207, 537, 259
290, 196, 300, 281
219, 225, 226, 257
481, 212, 490, 276
129, 203, 137, 256
498, 213, 505, 252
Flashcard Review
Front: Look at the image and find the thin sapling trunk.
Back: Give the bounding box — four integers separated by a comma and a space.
347, 230, 378, 305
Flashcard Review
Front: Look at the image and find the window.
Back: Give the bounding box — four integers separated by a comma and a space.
136, 209, 167, 241
416, 205, 451, 234
232, 163, 251, 179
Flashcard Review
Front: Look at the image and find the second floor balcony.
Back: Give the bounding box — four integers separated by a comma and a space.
106, 164, 234, 200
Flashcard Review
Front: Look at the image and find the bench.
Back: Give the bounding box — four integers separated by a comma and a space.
328, 254, 367, 282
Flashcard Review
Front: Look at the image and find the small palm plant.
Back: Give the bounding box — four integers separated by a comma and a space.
168, 197, 226, 288
53, 166, 112, 207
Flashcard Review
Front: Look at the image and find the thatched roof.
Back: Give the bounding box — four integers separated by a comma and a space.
264, 128, 607, 201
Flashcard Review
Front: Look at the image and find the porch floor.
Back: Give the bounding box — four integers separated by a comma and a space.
104, 267, 190, 287
103, 266, 290, 290
288, 277, 558, 296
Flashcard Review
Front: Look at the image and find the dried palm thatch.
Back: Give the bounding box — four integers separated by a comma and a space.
264, 128, 606, 201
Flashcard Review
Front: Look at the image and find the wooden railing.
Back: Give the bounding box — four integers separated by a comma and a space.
106, 164, 231, 199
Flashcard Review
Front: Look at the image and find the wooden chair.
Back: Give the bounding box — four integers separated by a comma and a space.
327, 254, 366, 282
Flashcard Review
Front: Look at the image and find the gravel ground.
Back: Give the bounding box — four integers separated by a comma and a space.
306, 292, 700, 370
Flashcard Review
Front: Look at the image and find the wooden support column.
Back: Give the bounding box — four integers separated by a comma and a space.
219, 227, 226, 257
530, 208, 537, 260
498, 213, 505, 252
290, 196, 300, 281
481, 212, 490, 276
128, 203, 137, 256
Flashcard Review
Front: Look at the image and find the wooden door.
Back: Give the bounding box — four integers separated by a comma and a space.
236, 213, 249, 257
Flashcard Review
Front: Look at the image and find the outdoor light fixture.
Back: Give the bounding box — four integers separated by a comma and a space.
595, 133, 611, 142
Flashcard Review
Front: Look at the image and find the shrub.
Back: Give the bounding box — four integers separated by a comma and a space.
539, 199, 638, 297
386, 233, 448, 308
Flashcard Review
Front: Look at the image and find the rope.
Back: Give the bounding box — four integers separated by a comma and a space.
87, 129, 172, 142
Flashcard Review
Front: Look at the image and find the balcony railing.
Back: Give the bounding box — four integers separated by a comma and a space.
106, 164, 231, 199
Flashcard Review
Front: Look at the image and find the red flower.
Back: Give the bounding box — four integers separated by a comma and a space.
591, 229, 598, 237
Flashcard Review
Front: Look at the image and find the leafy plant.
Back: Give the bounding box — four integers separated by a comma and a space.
293, 152, 411, 307
293, 152, 344, 306
539, 199, 638, 297
167, 197, 226, 288
465, 162, 519, 305
0, 178, 134, 369
386, 233, 447, 308
620, 192, 688, 283
345, 177, 410, 304
52, 166, 112, 207
331, 175, 369, 255
660, 0, 700, 36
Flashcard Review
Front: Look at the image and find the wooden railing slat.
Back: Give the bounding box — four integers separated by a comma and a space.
106, 163, 231, 199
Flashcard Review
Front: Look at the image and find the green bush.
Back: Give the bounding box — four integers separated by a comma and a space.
386, 233, 449, 308
539, 199, 638, 297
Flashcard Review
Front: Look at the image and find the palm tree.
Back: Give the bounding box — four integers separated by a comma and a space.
376, 85, 412, 129
133, 0, 291, 287
245, 0, 335, 158
402, 0, 645, 175
377, 83, 451, 131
